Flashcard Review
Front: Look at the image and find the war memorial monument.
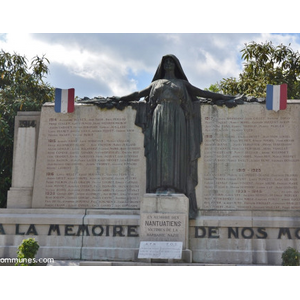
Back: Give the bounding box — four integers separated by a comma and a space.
1, 54, 300, 265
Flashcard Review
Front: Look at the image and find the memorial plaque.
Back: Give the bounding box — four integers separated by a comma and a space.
138, 241, 183, 259
32, 104, 146, 209
140, 213, 186, 243
198, 104, 300, 210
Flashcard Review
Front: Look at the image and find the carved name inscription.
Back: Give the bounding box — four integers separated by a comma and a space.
32, 105, 146, 209
200, 104, 300, 210
140, 213, 186, 243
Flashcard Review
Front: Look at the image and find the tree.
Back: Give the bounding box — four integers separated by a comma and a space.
219, 41, 300, 98
0, 50, 54, 208
204, 83, 221, 93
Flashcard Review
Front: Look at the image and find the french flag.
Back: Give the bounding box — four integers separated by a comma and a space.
266, 84, 287, 111
54, 88, 75, 113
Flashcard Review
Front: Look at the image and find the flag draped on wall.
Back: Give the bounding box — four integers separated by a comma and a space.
54, 88, 75, 113
266, 84, 287, 111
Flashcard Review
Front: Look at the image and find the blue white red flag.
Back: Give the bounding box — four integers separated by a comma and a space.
266, 84, 287, 111
54, 88, 75, 113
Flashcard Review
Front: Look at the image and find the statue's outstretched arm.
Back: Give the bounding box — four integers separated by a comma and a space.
186, 82, 232, 100
119, 85, 152, 102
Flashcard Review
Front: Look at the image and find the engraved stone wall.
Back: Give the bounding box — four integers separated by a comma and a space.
32, 104, 146, 209
197, 103, 300, 210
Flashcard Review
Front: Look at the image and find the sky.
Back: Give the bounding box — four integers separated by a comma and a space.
1, 1, 300, 99
1, 32, 300, 99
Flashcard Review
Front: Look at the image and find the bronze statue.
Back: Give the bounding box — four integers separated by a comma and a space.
117, 54, 233, 218
79, 54, 237, 218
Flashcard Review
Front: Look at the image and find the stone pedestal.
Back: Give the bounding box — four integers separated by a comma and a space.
139, 194, 191, 262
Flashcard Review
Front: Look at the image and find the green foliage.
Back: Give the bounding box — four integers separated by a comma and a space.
15, 238, 39, 266
0, 50, 54, 208
282, 247, 300, 266
218, 77, 240, 96
219, 41, 300, 98
204, 83, 221, 93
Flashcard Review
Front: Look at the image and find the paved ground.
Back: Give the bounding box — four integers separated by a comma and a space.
46, 260, 270, 266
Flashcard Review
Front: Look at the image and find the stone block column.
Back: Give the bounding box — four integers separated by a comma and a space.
7, 112, 40, 208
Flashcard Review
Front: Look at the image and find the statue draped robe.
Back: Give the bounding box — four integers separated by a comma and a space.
135, 75, 202, 219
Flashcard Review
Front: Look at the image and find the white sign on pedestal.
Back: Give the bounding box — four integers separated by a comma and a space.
138, 241, 183, 259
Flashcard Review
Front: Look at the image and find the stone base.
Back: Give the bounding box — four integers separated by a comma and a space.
7, 188, 33, 208
190, 210, 300, 265
140, 194, 189, 249
0, 208, 140, 261
138, 194, 192, 262
1, 208, 300, 265
140, 194, 189, 214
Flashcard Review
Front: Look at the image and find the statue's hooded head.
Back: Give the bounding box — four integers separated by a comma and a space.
151, 54, 189, 82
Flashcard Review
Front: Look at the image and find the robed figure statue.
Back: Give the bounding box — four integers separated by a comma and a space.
117, 54, 232, 218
